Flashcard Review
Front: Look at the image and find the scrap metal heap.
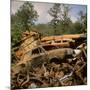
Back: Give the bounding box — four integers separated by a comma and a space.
11, 31, 87, 89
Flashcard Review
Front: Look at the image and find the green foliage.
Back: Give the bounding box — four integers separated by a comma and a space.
11, 2, 38, 47
70, 11, 87, 34
11, 3, 87, 64
34, 24, 53, 36
16, 2, 38, 31
78, 11, 87, 33
48, 4, 74, 35
11, 15, 22, 47
48, 4, 61, 35
71, 22, 82, 34
11, 3, 87, 46
11, 2, 39, 63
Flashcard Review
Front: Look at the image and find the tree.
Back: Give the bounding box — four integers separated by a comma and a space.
61, 5, 72, 33
11, 2, 39, 63
48, 4, 61, 35
78, 11, 87, 33
48, 4, 72, 35
71, 22, 82, 34
11, 2, 39, 47
16, 2, 38, 31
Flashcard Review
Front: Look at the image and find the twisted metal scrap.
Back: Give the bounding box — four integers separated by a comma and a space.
11, 44, 87, 89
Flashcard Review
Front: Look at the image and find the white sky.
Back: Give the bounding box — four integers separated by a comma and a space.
11, 0, 87, 24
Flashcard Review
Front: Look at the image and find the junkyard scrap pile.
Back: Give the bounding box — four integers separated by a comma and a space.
11, 31, 87, 89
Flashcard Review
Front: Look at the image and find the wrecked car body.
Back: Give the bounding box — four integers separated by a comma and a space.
11, 32, 87, 89
13, 45, 74, 73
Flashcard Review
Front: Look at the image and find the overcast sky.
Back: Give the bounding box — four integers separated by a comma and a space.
11, 0, 87, 24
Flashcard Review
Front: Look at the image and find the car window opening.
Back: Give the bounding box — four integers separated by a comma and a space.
43, 46, 58, 51
32, 48, 39, 55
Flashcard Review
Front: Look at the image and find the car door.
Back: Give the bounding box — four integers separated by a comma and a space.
30, 47, 48, 68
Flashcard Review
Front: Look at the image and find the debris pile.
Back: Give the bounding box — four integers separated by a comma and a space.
11, 31, 87, 89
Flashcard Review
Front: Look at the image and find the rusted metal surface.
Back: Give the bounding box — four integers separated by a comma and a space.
14, 31, 41, 61
11, 32, 87, 89
41, 34, 85, 42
